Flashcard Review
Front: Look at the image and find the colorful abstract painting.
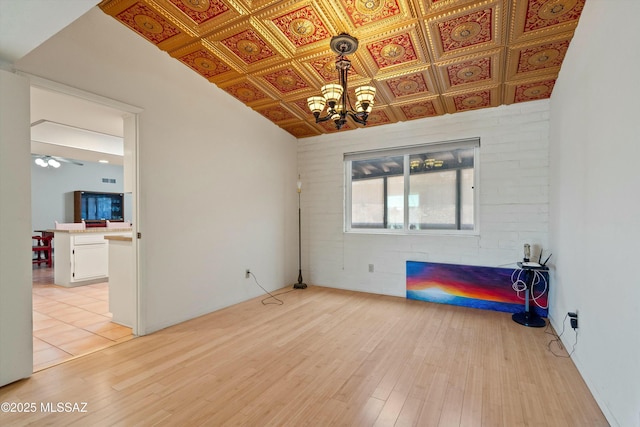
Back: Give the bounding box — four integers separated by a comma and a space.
406, 261, 548, 317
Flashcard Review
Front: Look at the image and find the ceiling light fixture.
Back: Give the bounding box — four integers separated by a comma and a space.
307, 34, 376, 130
34, 156, 61, 168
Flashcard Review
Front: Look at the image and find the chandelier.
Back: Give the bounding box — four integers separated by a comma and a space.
307, 34, 376, 130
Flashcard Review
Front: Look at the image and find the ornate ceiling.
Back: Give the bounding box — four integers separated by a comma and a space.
98, 0, 585, 138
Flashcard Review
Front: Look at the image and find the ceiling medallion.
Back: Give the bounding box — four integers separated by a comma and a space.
538, 0, 578, 20
194, 57, 216, 71
397, 80, 419, 93
356, 0, 384, 14
410, 105, 428, 115
236, 87, 257, 100
457, 65, 482, 80
523, 84, 550, 97
276, 75, 295, 87
134, 15, 163, 34
528, 48, 560, 66
290, 19, 315, 37
403, 102, 436, 119
463, 95, 483, 107
237, 40, 260, 55
451, 22, 481, 42
381, 43, 405, 60
180, 0, 210, 11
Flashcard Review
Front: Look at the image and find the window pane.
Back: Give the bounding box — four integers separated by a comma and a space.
460, 168, 474, 229
386, 176, 404, 229
351, 156, 404, 229
351, 178, 383, 228
409, 169, 456, 229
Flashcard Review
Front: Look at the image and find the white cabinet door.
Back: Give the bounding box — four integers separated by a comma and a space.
73, 244, 108, 281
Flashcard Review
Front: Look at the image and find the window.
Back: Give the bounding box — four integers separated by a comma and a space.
345, 139, 478, 233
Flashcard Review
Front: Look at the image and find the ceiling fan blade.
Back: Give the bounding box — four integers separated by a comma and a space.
51, 156, 83, 166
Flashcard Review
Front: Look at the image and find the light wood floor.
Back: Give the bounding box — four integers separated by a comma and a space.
32, 266, 133, 371
1, 286, 607, 426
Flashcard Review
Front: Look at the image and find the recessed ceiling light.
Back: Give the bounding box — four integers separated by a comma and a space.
99, 159, 109, 164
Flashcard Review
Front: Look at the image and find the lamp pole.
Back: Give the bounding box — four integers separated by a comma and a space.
294, 175, 307, 289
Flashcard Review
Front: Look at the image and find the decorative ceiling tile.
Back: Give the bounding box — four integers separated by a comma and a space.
513, 78, 556, 103
261, 67, 312, 94
291, 98, 312, 114
398, 99, 440, 120
453, 89, 492, 110
167, 0, 229, 25
256, 103, 299, 123
282, 121, 322, 137
270, 5, 332, 49
438, 8, 492, 53
447, 56, 491, 86
116, 2, 182, 45
177, 47, 232, 78
523, 0, 585, 33
223, 80, 271, 104
336, 0, 402, 28
434, 48, 501, 92
509, 0, 585, 43
425, 1, 504, 61
385, 72, 430, 98
221, 29, 277, 65
443, 85, 500, 113
516, 39, 569, 73
360, 109, 394, 126
366, 31, 419, 70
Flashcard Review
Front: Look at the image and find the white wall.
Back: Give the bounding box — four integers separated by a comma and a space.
0, 70, 33, 386
298, 100, 550, 297
14, 7, 299, 334
31, 161, 128, 231
549, 1, 640, 426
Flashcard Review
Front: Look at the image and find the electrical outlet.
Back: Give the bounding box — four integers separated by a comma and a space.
569, 311, 578, 329
368, 264, 374, 273
245, 269, 250, 279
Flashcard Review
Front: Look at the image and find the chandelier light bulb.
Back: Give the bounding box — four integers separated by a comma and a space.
307, 96, 326, 115
35, 158, 47, 167
321, 84, 343, 105
48, 158, 61, 168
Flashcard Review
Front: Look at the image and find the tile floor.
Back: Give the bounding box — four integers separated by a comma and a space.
32, 266, 134, 371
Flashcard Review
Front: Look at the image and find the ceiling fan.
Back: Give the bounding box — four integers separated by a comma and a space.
32, 154, 83, 168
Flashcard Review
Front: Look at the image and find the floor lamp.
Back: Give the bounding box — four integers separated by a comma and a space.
293, 175, 307, 289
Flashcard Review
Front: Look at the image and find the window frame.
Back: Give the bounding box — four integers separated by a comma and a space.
344, 138, 480, 235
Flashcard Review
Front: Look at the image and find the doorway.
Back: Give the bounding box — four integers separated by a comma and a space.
29, 78, 141, 371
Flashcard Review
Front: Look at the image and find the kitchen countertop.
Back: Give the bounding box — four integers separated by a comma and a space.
49, 228, 133, 234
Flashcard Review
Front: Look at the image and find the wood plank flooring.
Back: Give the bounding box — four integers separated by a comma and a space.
1, 286, 607, 426
31, 266, 133, 371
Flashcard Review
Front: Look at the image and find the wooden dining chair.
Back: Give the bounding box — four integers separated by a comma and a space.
32, 235, 53, 267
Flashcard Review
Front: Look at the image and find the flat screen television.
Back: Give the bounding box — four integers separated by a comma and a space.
74, 191, 124, 223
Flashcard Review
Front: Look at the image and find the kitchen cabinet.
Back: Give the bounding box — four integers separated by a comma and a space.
52, 228, 132, 287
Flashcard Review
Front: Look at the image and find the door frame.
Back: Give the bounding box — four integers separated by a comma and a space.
24, 73, 145, 335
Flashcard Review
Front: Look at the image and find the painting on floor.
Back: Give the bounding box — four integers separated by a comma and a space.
406, 261, 548, 317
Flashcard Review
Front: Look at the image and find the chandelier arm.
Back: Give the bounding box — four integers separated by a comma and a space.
348, 112, 368, 126
314, 114, 335, 123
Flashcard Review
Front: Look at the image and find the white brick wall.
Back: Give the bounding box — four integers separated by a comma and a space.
298, 100, 550, 297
